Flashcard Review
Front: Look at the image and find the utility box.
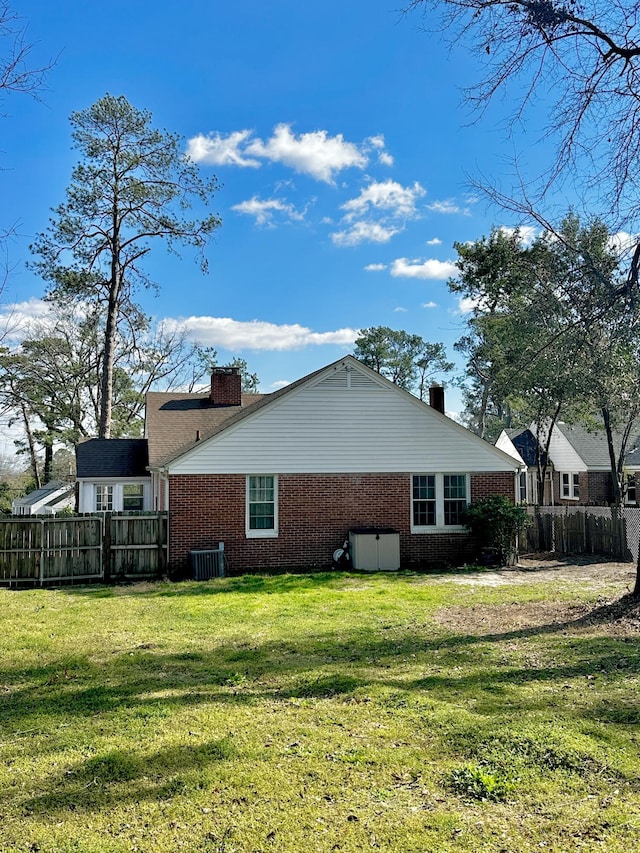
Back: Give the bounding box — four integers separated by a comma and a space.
190, 544, 225, 580
349, 528, 400, 572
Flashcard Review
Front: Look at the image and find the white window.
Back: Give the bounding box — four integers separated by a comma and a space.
518, 471, 527, 503
123, 483, 145, 511
561, 472, 580, 500
411, 474, 469, 531
625, 474, 637, 505
96, 485, 113, 512
246, 475, 278, 538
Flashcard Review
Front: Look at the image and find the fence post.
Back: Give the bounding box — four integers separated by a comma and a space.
158, 513, 167, 576
39, 518, 45, 587
102, 512, 112, 583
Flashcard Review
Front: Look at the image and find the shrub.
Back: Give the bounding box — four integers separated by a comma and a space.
461, 494, 529, 566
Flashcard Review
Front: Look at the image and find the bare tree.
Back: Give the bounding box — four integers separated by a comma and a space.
0, 1, 53, 106
406, 1, 640, 223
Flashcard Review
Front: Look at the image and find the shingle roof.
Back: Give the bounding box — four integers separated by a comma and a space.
625, 445, 640, 467
75, 438, 149, 479
553, 422, 620, 468
13, 481, 73, 507
145, 392, 265, 468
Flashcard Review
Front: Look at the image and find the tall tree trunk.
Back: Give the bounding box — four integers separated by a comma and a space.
602, 406, 622, 504
98, 292, 118, 438
19, 402, 41, 489
98, 224, 122, 439
43, 440, 53, 485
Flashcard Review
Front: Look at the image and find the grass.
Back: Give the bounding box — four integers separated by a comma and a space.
1, 568, 639, 852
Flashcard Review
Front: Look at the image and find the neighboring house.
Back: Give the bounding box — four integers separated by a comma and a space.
496, 421, 640, 506
144, 358, 521, 573
495, 428, 547, 504
76, 438, 151, 512
623, 445, 640, 505
11, 481, 75, 516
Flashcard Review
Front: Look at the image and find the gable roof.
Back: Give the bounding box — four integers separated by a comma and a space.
12, 481, 74, 509
504, 428, 548, 468
550, 422, 630, 469
153, 355, 521, 472
145, 391, 265, 468
76, 438, 150, 479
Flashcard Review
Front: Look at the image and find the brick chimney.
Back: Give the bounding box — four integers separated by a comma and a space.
429, 385, 445, 415
211, 366, 242, 406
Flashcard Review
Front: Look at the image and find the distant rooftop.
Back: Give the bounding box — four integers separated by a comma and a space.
76, 439, 149, 479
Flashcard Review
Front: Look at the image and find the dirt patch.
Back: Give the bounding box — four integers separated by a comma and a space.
444, 555, 636, 588
434, 558, 640, 637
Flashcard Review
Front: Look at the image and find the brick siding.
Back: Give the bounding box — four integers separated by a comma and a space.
169, 470, 515, 575
551, 470, 614, 506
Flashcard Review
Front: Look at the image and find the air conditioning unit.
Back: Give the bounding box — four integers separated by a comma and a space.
190, 544, 225, 580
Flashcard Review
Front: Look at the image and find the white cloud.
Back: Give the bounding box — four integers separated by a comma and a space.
457, 296, 481, 315
608, 230, 637, 254
331, 221, 401, 247
422, 301, 438, 309
270, 379, 292, 390
232, 196, 305, 227
0, 297, 53, 339
166, 316, 359, 351
364, 263, 387, 272
367, 135, 393, 165
393, 306, 408, 312
426, 237, 442, 246
499, 225, 538, 246
185, 130, 260, 167
186, 124, 399, 184
427, 200, 465, 215
245, 123, 368, 183
368, 135, 386, 149
341, 180, 425, 221
390, 257, 458, 280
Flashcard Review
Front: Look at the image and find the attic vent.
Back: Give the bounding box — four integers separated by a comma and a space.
316, 365, 379, 390
317, 369, 349, 388
348, 371, 376, 389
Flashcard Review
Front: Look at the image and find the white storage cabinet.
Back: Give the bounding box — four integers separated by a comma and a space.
349, 528, 400, 572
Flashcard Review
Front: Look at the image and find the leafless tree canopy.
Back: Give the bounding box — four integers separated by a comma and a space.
406, 0, 640, 221
0, 1, 52, 107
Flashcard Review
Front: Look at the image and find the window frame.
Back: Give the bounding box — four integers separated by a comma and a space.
561, 472, 580, 500
625, 473, 637, 505
122, 483, 145, 511
411, 473, 470, 532
246, 474, 279, 538
95, 484, 114, 512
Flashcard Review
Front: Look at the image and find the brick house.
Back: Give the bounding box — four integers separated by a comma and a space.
145, 357, 521, 574
496, 421, 640, 506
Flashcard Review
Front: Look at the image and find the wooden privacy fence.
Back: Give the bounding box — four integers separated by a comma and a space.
525, 506, 640, 562
0, 512, 168, 587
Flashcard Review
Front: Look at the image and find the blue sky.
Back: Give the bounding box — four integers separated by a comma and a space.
1, 0, 556, 415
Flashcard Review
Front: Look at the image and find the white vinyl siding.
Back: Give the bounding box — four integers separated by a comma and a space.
78, 480, 151, 513
169, 364, 519, 476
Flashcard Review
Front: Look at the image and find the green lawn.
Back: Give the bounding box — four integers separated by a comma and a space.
1, 568, 639, 852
